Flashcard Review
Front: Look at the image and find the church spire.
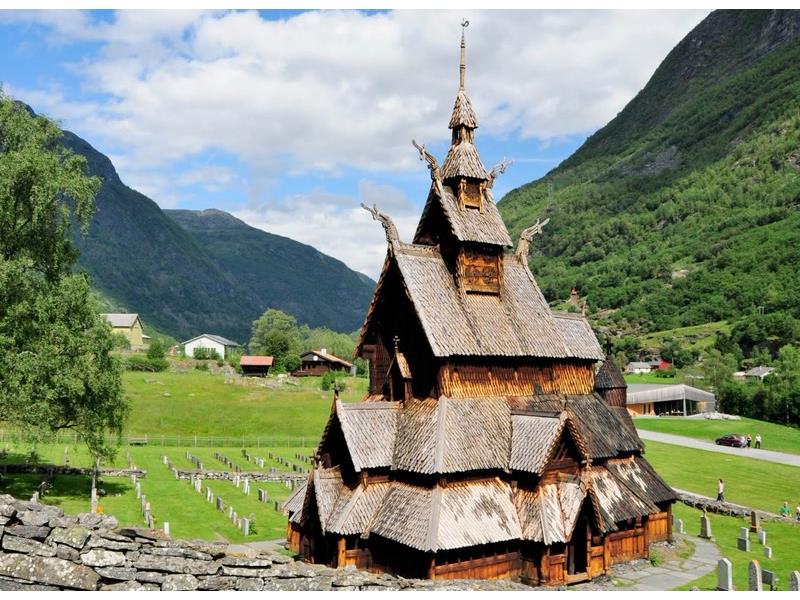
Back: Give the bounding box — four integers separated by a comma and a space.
459, 19, 467, 91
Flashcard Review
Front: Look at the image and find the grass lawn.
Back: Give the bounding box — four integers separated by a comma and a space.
624, 373, 678, 385
636, 416, 800, 455
0, 442, 307, 542
674, 503, 800, 591
643, 441, 800, 514
121, 371, 365, 440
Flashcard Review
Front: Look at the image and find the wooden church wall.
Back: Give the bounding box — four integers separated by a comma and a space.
437, 360, 594, 398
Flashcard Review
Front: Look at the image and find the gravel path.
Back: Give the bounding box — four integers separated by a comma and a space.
637, 429, 800, 467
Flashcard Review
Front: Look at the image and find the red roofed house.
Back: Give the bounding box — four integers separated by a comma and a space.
293, 349, 354, 377
240, 355, 274, 377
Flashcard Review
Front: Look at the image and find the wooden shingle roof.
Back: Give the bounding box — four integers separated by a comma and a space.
441, 141, 488, 180
514, 479, 586, 544
414, 185, 513, 247
394, 246, 571, 358
449, 89, 478, 129
336, 401, 399, 472
392, 397, 510, 475
552, 313, 605, 360
509, 414, 565, 474
589, 467, 659, 531
606, 456, 677, 506
595, 358, 627, 390
326, 481, 391, 536
370, 479, 520, 552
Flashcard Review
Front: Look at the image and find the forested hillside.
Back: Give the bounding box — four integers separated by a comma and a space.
55, 129, 375, 342
499, 9, 800, 336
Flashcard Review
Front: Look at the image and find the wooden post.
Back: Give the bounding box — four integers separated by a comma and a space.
427, 554, 436, 580
337, 537, 346, 568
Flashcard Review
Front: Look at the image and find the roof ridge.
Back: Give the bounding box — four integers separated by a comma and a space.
433, 397, 449, 473
427, 485, 443, 552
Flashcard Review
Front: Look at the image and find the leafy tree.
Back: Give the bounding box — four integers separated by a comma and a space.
767, 344, 800, 425
283, 353, 301, 373
0, 94, 127, 460
249, 308, 300, 365
702, 349, 738, 393
146, 338, 165, 360
111, 331, 131, 351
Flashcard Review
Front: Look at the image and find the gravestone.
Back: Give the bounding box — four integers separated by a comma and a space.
274, 500, 279, 512
232, 511, 237, 524
763, 546, 772, 559
216, 497, 224, 512
789, 571, 800, 591
750, 510, 761, 533
135, 482, 141, 499
737, 527, 750, 552
749, 560, 763, 591
242, 480, 250, 495
172, 468, 179, 480
206, 488, 213, 502
140, 495, 147, 514
675, 518, 684, 534
762, 569, 778, 591
227, 506, 234, 519
716, 558, 733, 591
758, 530, 767, 545
233, 474, 240, 488
194, 479, 202, 493
163, 522, 170, 536
258, 489, 268, 503
241, 518, 250, 536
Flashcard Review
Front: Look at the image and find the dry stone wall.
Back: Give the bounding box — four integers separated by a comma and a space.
0, 495, 527, 591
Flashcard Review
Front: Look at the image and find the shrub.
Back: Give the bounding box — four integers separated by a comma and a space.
195, 362, 209, 371
192, 347, 220, 360
216, 359, 224, 367
283, 353, 301, 373
126, 355, 168, 372
146, 338, 165, 360
111, 332, 131, 351
320, 371, 334, 391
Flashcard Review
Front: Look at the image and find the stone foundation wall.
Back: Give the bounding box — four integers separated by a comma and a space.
0, 495, 527, 591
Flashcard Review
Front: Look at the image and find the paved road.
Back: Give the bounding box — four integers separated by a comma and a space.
637, 429, 800, 468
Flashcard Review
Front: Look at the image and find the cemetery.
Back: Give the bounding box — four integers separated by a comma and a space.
2, 369, 800, 589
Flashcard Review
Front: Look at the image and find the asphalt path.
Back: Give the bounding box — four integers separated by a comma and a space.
637, 429, 800, 468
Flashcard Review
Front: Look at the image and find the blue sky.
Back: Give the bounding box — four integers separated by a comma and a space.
0, 9, 708, 278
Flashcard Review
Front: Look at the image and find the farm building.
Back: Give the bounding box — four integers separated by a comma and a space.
293, 349, 354, 377
240, 355, 274, 377
626, 384, 716, 416
744, 365, 774, 381
101, 313, 149, 350
183, 334, 240, 359
284, 27, 676, 586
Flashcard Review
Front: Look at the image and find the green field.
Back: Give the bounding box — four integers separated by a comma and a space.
636, 416, 800, 455
0, 443, 308, 542
643, 441, 800, 514
624, 373, 679, 385
674, 503, 800, 591
122, 371, 365, 439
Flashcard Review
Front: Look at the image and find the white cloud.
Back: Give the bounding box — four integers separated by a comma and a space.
5, 9, 710, 276
9, 9, 708, 174
233, 179, 421, 279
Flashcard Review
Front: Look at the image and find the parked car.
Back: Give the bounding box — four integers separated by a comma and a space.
715, 434, 747, 448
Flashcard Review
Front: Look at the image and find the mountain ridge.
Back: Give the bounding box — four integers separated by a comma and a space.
55, 128, 375, 343
498, 9, 800, 336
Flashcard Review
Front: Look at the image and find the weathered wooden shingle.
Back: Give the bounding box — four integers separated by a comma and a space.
393, 397, 510, 474
509, 414, 564, 474
370, 479, 520, 552
449, 89, 478, 129
442, 141, 488, 180
552, 312, 605, 360
595, 359, 627, 390
514, 479, 586, 544
589, 467, 658, 529
606, 456, 677, 505
566, 395, 643, 458
336, 401, 399, 472
394, 246, 572, 359
313, 466, 343, 531
326, 482, 391, 536
435, 186, 513, 246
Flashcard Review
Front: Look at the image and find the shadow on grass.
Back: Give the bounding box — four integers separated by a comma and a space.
0, 472, 129, 507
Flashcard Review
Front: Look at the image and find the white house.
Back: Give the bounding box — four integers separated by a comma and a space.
625, 361, 652, 375
183, 334, 241, 359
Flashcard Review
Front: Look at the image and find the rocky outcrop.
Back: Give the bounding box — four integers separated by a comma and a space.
0, 495, 529, 591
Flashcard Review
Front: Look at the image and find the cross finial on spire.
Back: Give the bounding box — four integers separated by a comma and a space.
460, 19, 469, 90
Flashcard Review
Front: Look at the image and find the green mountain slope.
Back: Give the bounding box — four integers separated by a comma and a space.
58, 131, 374, 342
165, 208, 374, 337
499, 9, 800, 335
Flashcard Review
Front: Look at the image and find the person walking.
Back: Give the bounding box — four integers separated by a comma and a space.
746, 434, 752, 448
755, 434, 762, 449
717, 479, 725, 503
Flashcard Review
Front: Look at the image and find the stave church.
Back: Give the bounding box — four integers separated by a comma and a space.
284, 24, 676, 586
